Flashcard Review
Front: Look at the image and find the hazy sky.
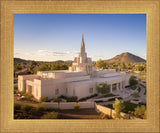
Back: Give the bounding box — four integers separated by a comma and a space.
14, 14, 146, 61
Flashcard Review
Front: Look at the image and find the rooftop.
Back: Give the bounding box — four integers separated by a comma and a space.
70, 75, 123, 85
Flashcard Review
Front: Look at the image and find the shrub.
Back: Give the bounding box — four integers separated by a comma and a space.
131, 92, 140, 98
59, 95, 67, 99
131, 86, 137, 90
123, 102, 138, 112
36, 104, 47, 112
143, 110, 147, 119
31, 98, 39, 103
96, 83, 110, 94
14, 90, 19, 94
138, 87, 141, 92
21, 104, 33, 112
113, 98, 125, 119
24, 93, 34, 100
41, 111, 58, 119
129, 76, 138, 87
74, 103, 80, 111
99, 113, 110, 119
40, 96, 48, 102
14, 112, 30, 119
134, 105, 146, 118
14, 84, 18, 90
67, 96, 77, 102
53, 97, 62, 102
14, 103, 22, 110
19, 91, 26, 96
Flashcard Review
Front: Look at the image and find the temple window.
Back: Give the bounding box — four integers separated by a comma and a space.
89, 88, 93, 93
55, 89, 59, 95
73, 89, 75, 96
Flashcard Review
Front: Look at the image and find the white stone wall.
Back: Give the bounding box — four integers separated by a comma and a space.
68, 81, 97, 99
18, 75, 39, 92
40, 79, 65, 100
43, 102, 95, 109
33, 79, 41, 100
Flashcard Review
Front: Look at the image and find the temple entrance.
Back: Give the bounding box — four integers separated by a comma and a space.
112, 83, 117, 91
27, 85, 34, 94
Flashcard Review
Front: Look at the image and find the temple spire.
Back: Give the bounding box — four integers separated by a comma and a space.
81, 32, 85, 53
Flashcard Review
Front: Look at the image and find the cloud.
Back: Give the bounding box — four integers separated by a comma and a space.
14, 48, 79, 61
38, 49, 78, 56
14, 52, 20, 55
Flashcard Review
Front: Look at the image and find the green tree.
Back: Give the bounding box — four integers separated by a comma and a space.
96, 83, 110, 94
113, 98, 125, 119
95, 59, 106, 69
134, 105, 146, 118
30, 61, 37, 66
74, 103, 80, 111
37, 64, 49, 71
143, 110, 147, 119
121, 62, 126, 70
129, 76, 138, 87
40, 96, 48, 102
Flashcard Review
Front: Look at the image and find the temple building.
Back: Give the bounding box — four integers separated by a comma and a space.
18, 34, 130, 100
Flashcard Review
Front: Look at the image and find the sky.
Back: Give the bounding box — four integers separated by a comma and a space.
14, 14, 146, 61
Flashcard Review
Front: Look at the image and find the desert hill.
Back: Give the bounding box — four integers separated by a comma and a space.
104, 52, 146, 63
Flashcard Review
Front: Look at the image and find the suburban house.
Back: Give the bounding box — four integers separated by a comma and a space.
18, 34, 130, 100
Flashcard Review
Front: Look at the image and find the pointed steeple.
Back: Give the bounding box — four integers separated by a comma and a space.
81, 32, 86, 53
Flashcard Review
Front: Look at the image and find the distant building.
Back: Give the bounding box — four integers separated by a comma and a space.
18, 33, 130, 100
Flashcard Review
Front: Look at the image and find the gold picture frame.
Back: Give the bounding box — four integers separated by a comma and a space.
0, 0, 159, 132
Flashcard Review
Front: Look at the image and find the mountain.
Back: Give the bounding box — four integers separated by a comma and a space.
14, 58, 31, 62
14, 58, 73, 63
104, 52, 146, 63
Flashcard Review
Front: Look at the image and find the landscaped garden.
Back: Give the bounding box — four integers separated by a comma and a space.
14, 103, 101, 119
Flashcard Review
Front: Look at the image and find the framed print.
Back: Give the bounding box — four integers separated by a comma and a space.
0, 0, 160, 133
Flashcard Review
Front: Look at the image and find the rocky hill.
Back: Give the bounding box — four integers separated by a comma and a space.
104, 52, 146, 63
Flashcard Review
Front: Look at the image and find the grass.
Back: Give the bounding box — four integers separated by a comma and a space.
131, 92, 140, 98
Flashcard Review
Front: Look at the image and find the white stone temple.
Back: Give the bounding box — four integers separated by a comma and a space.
18, 33, 130, 100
